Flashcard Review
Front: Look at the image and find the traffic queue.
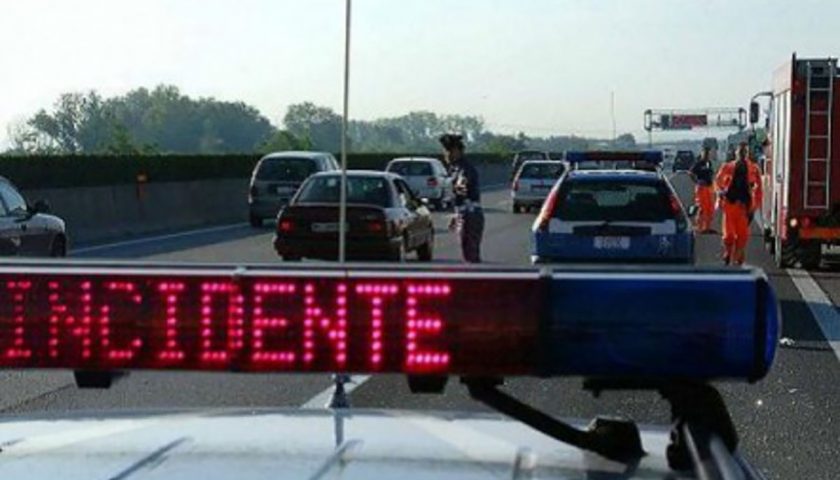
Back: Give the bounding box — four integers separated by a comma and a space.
259, 138, 770, 267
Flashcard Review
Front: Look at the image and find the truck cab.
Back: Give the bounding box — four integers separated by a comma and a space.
758, 54, 839, 269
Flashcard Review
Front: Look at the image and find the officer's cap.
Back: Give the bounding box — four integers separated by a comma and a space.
439, 134, 464, 150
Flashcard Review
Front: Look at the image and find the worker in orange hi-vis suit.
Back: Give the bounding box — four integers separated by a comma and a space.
715, 143, 763, 265
689, 147, 716, 233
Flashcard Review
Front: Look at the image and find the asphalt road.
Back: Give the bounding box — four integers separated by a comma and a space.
2, 180, 839, 479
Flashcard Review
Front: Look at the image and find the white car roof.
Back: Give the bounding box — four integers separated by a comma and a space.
388, 157, 442, 164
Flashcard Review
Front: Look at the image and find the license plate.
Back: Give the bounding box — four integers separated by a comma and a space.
276, 186, 295, 195
311, 222, 348, 233
593, 236, 630, 250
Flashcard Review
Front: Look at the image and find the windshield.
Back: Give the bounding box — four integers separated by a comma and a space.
387, 161, 433, 176
555, 179, 676, 222
256, 158, 318, 181
296, 175, 392, 207
519, 162, 565, 179
0, 3, 831, 478
517, 151, 548, 161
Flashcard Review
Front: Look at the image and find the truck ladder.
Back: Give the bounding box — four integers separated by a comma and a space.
804, 59, 836, 209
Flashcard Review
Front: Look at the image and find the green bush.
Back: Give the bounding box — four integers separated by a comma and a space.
0, 153, 509, 190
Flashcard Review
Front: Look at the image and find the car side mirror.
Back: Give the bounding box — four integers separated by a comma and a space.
32, 199, 51, 214
687, 205, 699, 218
749, 101, 760, 125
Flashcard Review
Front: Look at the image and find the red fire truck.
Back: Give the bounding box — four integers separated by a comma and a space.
754, 54, 839, 269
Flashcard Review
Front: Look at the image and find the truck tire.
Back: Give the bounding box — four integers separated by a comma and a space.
799, 242, 821, 270
775, 237, 797, 269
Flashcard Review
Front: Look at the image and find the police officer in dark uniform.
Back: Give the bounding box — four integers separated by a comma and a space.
689, 147, 716, 233
440, 134, 484, 263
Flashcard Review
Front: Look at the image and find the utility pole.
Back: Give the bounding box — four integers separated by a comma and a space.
610, 91, 617, 143
338, 0, 351, 264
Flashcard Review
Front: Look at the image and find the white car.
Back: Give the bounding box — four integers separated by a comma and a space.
385, 157, 453, 210
511, 160, 566, 213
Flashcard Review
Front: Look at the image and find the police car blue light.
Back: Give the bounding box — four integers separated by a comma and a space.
544, 268, 778, 380
531, 169, 695, 264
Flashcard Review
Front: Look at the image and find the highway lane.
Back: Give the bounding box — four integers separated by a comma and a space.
2, 185, 839, 478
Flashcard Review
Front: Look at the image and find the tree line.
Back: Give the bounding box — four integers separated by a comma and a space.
5, 85, 636, 156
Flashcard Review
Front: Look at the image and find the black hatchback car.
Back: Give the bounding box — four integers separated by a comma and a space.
0, 176, 67, 257
274, 171, 434, 261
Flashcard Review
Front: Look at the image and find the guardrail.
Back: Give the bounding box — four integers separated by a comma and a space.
22, 162, 512, 245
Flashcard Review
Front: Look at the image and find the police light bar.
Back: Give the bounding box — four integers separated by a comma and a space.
565, 151, 664, 164
0, 262, 778, 381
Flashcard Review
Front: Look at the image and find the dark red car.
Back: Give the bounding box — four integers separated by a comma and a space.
274, 171, 435, 261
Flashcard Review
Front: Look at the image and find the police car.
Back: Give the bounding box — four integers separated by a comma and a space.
0, 261, 777, 479
531, 151, 694, 264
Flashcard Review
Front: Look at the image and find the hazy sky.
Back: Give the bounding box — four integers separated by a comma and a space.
1, 0, 838, 146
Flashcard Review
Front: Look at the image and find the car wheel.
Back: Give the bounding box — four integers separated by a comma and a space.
249, 214, 262, 228
775, 237, 797, 268
417, 232, 434, 262
799, 242, 821, 270
50, 236, 67, 257
389, 238, 407, 262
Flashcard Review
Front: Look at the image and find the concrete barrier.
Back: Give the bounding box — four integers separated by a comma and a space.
23, 179, 249, 245
20, 163, 510, 246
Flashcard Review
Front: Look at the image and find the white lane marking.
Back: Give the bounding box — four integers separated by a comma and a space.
71, 223, 248, 254
300, 375, 371, 409
787, 268, 840, 361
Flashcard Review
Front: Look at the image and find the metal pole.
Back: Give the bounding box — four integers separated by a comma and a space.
610, 91, 616, 143
338, 0, 351, 263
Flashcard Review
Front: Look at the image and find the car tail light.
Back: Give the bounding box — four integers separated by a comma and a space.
535, 187, 559, 231
427, 177, 438, 188
278, 220, 295, 233
367, 221, 386, 233
669, 194, 682, 216
513, 180, 520, 192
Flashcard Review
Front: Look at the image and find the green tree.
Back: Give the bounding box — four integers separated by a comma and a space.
283, 102, 342, 152
19, 86, 276, 154
258, 130, 308, 153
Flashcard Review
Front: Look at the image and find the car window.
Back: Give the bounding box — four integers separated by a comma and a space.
517, 152, 548, 161
326, 155, 339, 170
255, 158, 318, 181
520, 163, 565, 179
555, 179, 676, 222
0, 182, 28, 216
394, 179, 422, 210
296, 176, 392, 207
387, 161, 433, 177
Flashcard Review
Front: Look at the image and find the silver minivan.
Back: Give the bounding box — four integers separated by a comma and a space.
385, 157, 453, 210
248, 151, 338, 227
